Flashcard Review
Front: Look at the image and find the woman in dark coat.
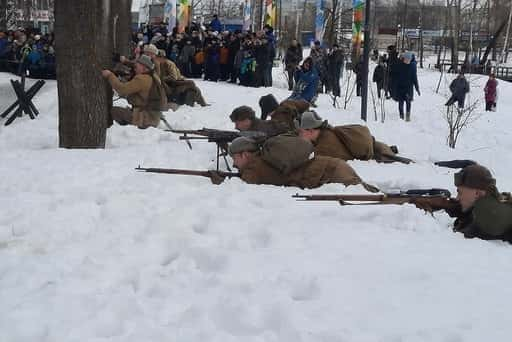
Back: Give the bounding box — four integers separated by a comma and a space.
391, 52, 420, 121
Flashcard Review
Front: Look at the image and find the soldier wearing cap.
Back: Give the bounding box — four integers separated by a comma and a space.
296, 111, 404, 163
101, 54, 166, 129
228, 136, 377, 190
155, 49, 208, 107
449, 164, 512, 242
230, 106, 289, 137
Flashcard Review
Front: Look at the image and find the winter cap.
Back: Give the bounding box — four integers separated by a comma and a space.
402, 51, 413, 60
230, 106, 256, 122
212, 31, 219, 36
454, 164, 496, 191
228, 137, 259, 156
296, 111, 327, 130
259, 94, 279, 119
155, 32, 162, 37
144, 44, 158, 55
136, 54, 155, 71
34, 34, 41, 40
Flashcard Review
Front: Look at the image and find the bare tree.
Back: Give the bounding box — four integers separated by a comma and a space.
444, 101, 481, 148
55, 0, 113, 148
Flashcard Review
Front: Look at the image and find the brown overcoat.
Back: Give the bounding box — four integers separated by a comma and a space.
240, 154, 362, 189
314, 128, 354, 161
249, 119, 290, 137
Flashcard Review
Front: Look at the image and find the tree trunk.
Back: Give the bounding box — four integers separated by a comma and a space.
55, 0, 112, 148
0, 0, 6, 30
111, 0, 133, 57
481, 19, 508, 66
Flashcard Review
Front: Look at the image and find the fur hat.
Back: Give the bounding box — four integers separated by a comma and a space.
230, 106, 256, 122
228, 137, 259, 156
144, 44, 158, 55
296, 111, 327, 130
454, 164, 496, 191
259, 94, 279, 120
136, 54, 155, 71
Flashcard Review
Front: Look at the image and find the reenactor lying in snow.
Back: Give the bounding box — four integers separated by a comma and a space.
155, 49, 208, 108
228, 136, 379, 191
296, 111, 413, 164
230, 106, 289, 137
259, 94, 310, 130
447, 164, 512, 243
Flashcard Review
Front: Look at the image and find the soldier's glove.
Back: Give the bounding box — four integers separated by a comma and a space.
208, 171, 226, 185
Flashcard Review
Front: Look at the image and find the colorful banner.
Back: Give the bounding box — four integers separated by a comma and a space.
264, 0, 276, 27
352, 0, 365, 61
243, 0, 251, 31
165, 0, 177, 32
177, 0, 190, 33
315, 0, 325, 43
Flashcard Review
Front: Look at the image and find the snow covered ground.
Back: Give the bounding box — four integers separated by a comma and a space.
1, 66, 512, 342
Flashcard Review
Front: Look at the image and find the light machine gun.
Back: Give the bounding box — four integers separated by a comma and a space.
168, 128, 266, 171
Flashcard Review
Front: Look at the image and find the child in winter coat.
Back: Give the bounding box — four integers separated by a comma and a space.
484, 73, 498, 111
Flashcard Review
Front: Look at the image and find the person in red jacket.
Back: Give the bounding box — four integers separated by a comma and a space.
484, 73, 498, 111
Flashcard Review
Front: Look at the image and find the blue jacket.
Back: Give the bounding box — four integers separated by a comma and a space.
210, 18, 222, 32
289, 67, 319, 102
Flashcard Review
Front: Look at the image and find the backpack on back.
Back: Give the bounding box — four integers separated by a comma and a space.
146, 74, 168, 111
261, 134, 315, 175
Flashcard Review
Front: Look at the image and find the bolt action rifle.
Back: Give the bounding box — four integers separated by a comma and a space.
293, 188, 461, 213
167, 128, 266, 171
135, 166, 241, 185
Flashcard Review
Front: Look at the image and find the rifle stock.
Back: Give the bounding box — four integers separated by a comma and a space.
293, 189, 460, 212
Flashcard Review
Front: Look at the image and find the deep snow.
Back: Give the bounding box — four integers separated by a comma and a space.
1, 65, 512, 342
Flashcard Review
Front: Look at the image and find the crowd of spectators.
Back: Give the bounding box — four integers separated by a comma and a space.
0, 28, 56, 79
131, 18, 277, 88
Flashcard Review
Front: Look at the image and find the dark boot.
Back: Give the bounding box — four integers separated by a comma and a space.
405, 111, 411, 122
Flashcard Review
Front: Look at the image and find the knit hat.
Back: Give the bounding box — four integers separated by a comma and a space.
144, 44, 158, 55
296, 111, 327, 130
454, 164, 496, 190
228, 137, 259, 156
402, 51, 413, 60
230, 106, 256, 122
136, 54, 155, 71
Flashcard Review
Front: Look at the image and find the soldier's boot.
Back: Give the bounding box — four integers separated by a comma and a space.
405, 111, 411, 122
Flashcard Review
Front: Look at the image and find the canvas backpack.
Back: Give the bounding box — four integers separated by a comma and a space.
146, 73, 168, 111
261, 134, 315, 175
